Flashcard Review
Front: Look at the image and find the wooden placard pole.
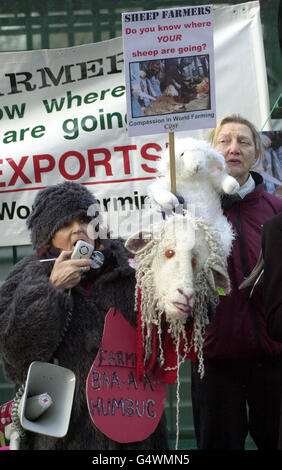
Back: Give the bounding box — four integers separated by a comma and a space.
169, 132, 177, 195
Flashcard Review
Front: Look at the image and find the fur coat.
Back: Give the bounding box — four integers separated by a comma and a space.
0, 239, 168, 450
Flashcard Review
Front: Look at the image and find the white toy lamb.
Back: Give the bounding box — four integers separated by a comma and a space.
147, 137, 240, 257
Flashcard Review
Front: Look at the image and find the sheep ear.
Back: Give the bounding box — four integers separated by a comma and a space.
206, 264, 231, 295
125, 231, 153, 254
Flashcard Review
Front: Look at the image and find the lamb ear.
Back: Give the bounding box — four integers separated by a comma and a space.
125, 231, 153, 254
206, 264, 231, 295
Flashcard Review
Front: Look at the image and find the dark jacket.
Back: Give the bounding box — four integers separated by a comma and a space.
0, 239, 168, 450
203, 172, 282, 359
262, 212, 282, 342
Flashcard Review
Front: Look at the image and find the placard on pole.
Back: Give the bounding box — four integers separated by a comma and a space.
122, 5, 216, 195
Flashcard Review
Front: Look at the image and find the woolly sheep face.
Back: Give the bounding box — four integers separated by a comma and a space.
153, 251, 198, 320
158, 137, 227, 182
151, 216, 199, 320
125, 214, 227, 322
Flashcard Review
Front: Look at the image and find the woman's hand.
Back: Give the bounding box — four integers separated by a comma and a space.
49, 250, 92, 290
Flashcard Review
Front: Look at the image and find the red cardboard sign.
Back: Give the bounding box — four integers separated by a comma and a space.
0, 400, 13, 433
86, 308, 166, 443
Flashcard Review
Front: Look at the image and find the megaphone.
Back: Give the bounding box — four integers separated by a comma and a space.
1, 361, 76, 449
20, 361, 75, 437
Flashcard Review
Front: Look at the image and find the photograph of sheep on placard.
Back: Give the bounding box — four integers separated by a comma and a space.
129, 55, 210, 118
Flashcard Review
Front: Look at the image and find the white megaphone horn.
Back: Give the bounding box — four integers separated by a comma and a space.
1, 361, 76, 450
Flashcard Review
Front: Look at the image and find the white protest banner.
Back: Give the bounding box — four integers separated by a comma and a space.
0, 39, 167, 246
122, 5, 216, 137
0, 2, 270, 247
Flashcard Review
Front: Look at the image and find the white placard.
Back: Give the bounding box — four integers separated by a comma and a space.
122, 5, 216, 136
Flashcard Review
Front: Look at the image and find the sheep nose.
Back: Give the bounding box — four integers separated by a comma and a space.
177, 288, 194, 306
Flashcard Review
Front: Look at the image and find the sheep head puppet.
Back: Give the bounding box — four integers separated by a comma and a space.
125, 211, 231, 381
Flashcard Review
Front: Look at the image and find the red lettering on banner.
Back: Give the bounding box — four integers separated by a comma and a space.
0, 142, 166, 190
59, 151, 86, 180
33, 154, 55, 183
114, 145, 136, 175
0, 159, 5, 187
88, 148, 113, 177
7, 156, 31, 186
141, 143, 161, 173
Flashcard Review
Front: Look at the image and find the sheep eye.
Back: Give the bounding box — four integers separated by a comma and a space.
192, 257, 197, 268
164, 249, 175, 258
180, 152, 184, 157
